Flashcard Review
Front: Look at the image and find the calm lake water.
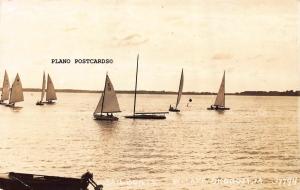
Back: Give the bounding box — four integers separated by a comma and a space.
0, 92, 299, 190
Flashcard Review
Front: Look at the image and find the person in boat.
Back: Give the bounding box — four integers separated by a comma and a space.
215, 105, 219, 109
210, 105, 213, 109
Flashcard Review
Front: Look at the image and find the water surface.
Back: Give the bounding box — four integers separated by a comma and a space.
0, 93, 299, 190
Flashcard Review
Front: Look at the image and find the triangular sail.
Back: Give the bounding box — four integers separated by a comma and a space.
175, 69, 184, 109
214, 71, 225, 107
40, 72, 46, 102
46, 74, 57, 101
1, 70, 10, 101
94, 74, 121, 114
9, 73, 24, 104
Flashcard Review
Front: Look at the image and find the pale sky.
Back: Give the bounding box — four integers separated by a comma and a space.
0, 0, 299, 92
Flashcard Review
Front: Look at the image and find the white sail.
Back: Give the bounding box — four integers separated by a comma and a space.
1, 70, 10, 101
214, 71, 225, 107
175, 69, 184, 108
40, 72, 46, 102
94, 74, 121, 114
46, 74, 57, 101
9, 73, 24, 104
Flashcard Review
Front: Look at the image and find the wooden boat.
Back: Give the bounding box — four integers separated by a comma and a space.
125, 112, 167, 119
45, 74, 57, 104
6, 73, 24, 108
0, 171, 103, 190
0, 70, 10, 105
94, 73, 121, 121
125, 54, 168, 119
207, 71, 230, 111
36, 72, 46, 105
169, 69, 184, 112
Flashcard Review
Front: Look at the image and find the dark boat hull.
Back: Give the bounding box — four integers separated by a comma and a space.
94, 114, 118, 121
0, 102, 8, 106
169, 108, 180, 112
207, 107, 230, 110
36, 101, 44, 106
45, 101, 56, 105
125, 114, 166, 119
0, 172, 93, 190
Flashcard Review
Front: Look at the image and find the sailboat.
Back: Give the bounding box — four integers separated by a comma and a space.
207, 71, 230, 110
36, 72, 46, 105
169, 69, 184, 112
125, 54, 168, 119
45, 74, 57, 104
0, 70, 10, 105
93, 73, 121, 121
6, 73, 24, 107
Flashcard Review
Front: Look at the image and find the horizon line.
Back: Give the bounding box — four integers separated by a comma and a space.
2, 88, 298, 96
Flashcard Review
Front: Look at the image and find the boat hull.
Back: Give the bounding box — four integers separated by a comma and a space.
36, 101, 44, 106
169, 108, 180, 112
0, 172, 92, 190
0, 101, 8, 106
125, 114, 166, 119
207, 107, 230, 111
5, 104, 22, 109
94, 114, 119, 121
45, 101, 56, 105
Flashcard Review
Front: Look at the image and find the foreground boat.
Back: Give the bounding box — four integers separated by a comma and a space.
125, 55, 168, 119
36, 72, 46, 105
6, 73, 24, 108
94, 73, 121, 121
207, 71, 230, 111
169, 69, 184, 112
0, 70, 10, 105
45, 74, 57, 104
0, 171, 103, 190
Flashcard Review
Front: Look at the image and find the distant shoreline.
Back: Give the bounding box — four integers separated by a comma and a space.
2, 88, 297, 96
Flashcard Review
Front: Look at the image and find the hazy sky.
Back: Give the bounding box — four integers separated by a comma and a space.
0, 0, 298, 92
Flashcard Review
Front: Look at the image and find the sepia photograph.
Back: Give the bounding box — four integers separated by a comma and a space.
0, 0, 299, 189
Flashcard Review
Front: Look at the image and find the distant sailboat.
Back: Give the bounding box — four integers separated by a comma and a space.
36, 72, 46, 105
125, 54, 168, 119
207, 71, 230, 110
94, 73, 121, 121
169, 69, 184, 112
45, 74, 57, 104
7, 73, 24, 107
0, 70, 10, 105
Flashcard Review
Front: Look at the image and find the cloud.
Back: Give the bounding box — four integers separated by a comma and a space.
212, 53, 233, 60
115, 34, 148, 47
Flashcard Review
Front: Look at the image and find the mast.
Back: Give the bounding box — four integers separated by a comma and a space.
223, 70, 225, 107
133, 54, 139, 115
101, 73, 108, 115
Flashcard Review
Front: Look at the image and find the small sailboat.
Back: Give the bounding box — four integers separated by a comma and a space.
169, 69, 184, 112
0, 70, 10, 105
45, 74, 57, 104
93, 73, 121, 121
125, 54, 168, 119
36, 72, 46, 105
207, 71, 230, 110
6, 73, 24, 107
